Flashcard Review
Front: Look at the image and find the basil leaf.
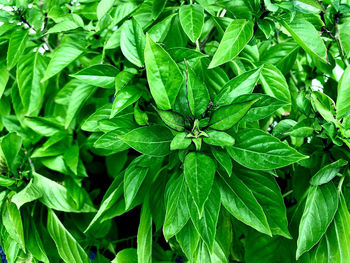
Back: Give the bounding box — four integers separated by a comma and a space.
179, 4, 204, 42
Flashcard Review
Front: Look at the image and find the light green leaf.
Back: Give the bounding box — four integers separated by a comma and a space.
71, 64, 119, 89
209, 99, 258, 130
280, 18, 327, 63
187, 63, 209, 118
1, 132, 22, 173
296, 182, 339, 259
170, 132, 192, 150
97, 0, 115, 20
186, 183, 221, 251
310, 159, 347, 186
24, 116, 64, 136
260, 64, 291, 107
179, 4, 204, 42
148, 14, 176, 42
176, 221, 200, 261
11, 180, 42, 209
0, 64, 9, 98
7, 29, 28, 70
121, 19, 146, 67
144, 34, 184, 110
111, 85, 142, 118
155, 107, 185, 132
112, 249, 137, 263
336, 66, 350, 119
118, 125, 173, 156
47, 209, 90, 263
65, 83, 97, 128
152, 0, 167, 19
137, 196, 152, 263
42, 36, 85, 81
17, 51, 48, 116
236, 168, 291, 238
217, 173, 271, 236
163, 175, 190, 239
184, 152, 216, 215
339, 18, 350, 59
25, 219, 49, 263
227, 129, 307, 170
209, 19, 254, 68
124, 166, 149, 210
94, 130, 130, 154
214, 67, 262, 106
203, 130, 235, 146
2, 199, 25, 251
211, 147, 232, 176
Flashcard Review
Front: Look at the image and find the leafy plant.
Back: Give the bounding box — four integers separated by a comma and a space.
1, 0, 350, 262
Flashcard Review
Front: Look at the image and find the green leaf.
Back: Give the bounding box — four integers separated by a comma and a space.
11, 180, 42, 209
118, 125, 173, 156
24, 219, 49, 263
233, 94, 289, 122
302, 193, 350, 262
47, 209, 90, 263
2, 199, 25, 251
203, 130, 235, 146
144, 34, 184, 110
227, 129, 307, 170
209, 19, 254, 68
33, 172, 95, 213
296, 182, 339, 259
339, 18, 350, 59
148, 14, 176, 42
217, 173, 271, 236
124, 166, 149, 210
7, 29, 28, 70
121, 19, 146, 67
280, 18, 327, 63
176, 221, 200, 261
236, 168, 291, 238
311, 91, 338, 124
81, 104, 111, 132
111, 85, 142, 118
112, 249, 137, 263
310, 159, 347, 186
94, 130, 130, 154
137, 196, 152, 263
97, 0, 115, 20
65, 83, 97, 128
186, 183, 221, 251
152, 0, 167, 19
187, 63, 210, 118
214, 67, 262, 106
260, 64, 291, 106
1, 132, 22, 173
336, 66, 350, 119
209, 99, 258, 130
71, 64, 119, 89
24, 116, 64, 136
42, 36, 85, 81
0, 64, 9, 98
184, 152, 216, 215
17, 51, 48, 116
154, 107, 185, 132
170, 132, 192, 150
211, 147, 232, 176
179, 4, 204, 42
163, 175, 190, 239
